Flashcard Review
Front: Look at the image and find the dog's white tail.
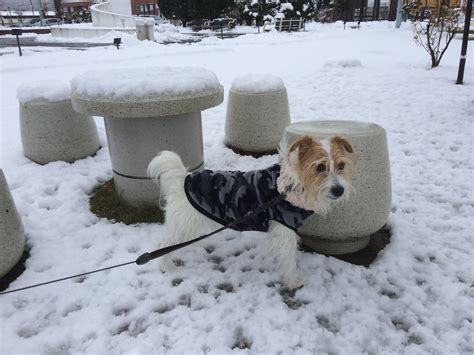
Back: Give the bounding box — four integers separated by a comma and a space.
147, 151, 187, 199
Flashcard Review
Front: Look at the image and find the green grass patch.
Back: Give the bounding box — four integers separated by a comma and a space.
90, 179, 164, 225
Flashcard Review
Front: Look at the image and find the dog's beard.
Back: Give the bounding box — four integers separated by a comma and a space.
277, 151, 331, 214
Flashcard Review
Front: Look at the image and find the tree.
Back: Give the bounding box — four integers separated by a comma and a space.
159, 0, 188, 24
411, 0, 461, 68
159, 0, 235, 23
53, 0, 62, 18
315, 0, 336, 22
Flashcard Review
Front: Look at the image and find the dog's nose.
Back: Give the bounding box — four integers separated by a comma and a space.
331, 185, 344, 198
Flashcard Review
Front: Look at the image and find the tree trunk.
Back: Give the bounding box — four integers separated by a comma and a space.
54, 0, 62, 17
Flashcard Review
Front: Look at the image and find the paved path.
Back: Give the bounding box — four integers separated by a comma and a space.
0, 31, 249, 54
0, 37, 112, 48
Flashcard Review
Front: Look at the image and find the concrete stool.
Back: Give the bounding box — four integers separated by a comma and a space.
17, 81, 100, 165
225, 74, 290, 155
0, 170, 26, 278
71, 67, 223, 207
284, 120, 391, 255
135, 18, 155, 41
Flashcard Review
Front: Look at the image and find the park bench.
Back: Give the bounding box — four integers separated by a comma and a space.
210, 18, 236, 31
189, 19, 210, 31
275, 17, 304, 32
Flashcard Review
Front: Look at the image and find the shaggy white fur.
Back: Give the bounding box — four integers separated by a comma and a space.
148, 151, 304, 288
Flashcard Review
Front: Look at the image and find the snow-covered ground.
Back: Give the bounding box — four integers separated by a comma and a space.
0, 22, 473, 354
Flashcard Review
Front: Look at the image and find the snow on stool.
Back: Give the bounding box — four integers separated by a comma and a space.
284, 120, 392, 255
71, 67, 224, 207
0, 169, 26, 278
225, 74, 290, 155
18, 81, 100, 165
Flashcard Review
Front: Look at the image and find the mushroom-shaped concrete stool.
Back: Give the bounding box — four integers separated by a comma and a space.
284, 120, 391, 255
225, 74, 290, 155
18, 81, 100, 164
0, 170, 26, 278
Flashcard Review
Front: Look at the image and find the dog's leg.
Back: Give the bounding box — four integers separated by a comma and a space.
148, 151, 196, 272
269, 221, 304, 290
160, 193, 218, 273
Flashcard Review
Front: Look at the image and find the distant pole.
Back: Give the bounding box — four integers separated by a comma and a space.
358, 0, 365, 26
37, 0, 44, 19
456, 0, 472, 84
16, 35, 22, 57
395, 0, 403, 27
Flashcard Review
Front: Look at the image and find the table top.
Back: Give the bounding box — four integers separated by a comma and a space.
286, 120, 385, 137
70, 67, 223, 118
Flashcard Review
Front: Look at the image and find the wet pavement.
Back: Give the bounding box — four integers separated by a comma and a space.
0, 31, 249, 55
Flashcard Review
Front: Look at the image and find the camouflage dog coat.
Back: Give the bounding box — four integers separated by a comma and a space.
184, 164, 314, 232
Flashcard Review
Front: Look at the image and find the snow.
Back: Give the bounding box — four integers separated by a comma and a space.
71, 67, 222, 99
324, 58, 363, 67
280, 3, 294, 11
231, 74, 285, 93
16, 80, 70, 103
135, 18, 155, 26
0, 22, 473, 354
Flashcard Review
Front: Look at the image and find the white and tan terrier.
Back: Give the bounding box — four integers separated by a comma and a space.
148, 135, 356, 290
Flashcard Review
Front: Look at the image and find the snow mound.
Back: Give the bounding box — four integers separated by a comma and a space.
280, 3, 294, 11
156, 23, 179, 33
71, 67, 222, 99
135, 18, 154, 26
231, 74, 285, 94
16, 80, 70, 103
324, 59, 363, 68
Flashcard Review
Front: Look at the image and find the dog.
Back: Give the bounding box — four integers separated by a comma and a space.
147, 135, 355, 290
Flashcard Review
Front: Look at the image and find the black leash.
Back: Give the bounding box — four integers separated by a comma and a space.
0, 193, 286, 296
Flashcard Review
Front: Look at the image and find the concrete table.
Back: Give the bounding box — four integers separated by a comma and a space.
284, 120, 391, 255
71, 67, 223, 207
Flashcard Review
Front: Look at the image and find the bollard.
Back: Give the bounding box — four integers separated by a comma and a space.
145, 18, 155, 41
135, 18, 147, 41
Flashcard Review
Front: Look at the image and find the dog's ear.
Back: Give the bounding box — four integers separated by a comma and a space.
288, 136, 315, 166
289, 136, 314, 154
332, 136, 354, 154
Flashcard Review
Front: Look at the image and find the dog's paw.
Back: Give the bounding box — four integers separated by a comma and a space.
160, 259, 177, 273
287, 276, 304, 290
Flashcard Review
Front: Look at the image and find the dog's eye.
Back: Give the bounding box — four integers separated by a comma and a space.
338, 162, 345, 171
315, 163, 326, 172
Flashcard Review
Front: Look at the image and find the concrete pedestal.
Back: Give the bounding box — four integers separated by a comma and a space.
225, 74, 290, 155
104, 113, 204, 206
71, 67, 223, 207
135, 18, 147, 41
284, 120, 391, 255
135, 18, 154, 41
0, 170, 26, 278
19, 99, 100, 164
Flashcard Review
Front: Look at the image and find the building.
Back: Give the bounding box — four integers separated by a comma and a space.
0, 0, 159, 16
62, 0, 95, 16
131, 0, 159, 15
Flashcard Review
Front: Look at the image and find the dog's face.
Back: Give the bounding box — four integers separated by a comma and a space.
287, 135, 355, 212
